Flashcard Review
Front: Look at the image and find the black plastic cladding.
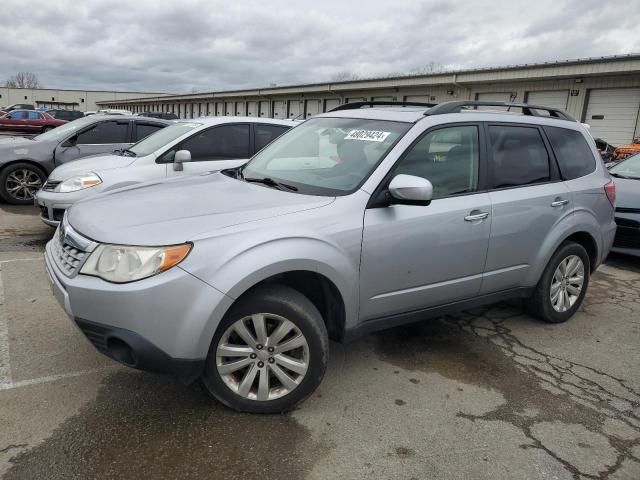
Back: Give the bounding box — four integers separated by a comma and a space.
423, 101, 577, 122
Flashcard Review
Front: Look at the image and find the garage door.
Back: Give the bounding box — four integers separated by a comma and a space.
305, 99, 322, 118
215, 102, 224, 116
526, 90, 569, 112
225, 102, 234, 116
288, 100, 303, 118
405, 95, 431, 103
324, 99, 341, 112
476, 92, 514, 110
246, 101, 258, 117
585, 88, 640, 146
272, 100, 287, 118
259, 101, 270, 117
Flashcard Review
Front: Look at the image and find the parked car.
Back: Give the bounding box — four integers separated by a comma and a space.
36, 117, 293, 225
45, 101, 616, 413
609, 153, 640, 256
0, 109, 66, 134
613, 136, 640, 161
0, 115, 170, 204
97, 109, 133, 115
84, 111, 97, 116
1, 103, 35, 112
46, 109, 85, 121
594, 138, 616, 163
136, 111, 179, 120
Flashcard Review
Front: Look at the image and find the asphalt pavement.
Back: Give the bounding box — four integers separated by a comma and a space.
0, 204, 638, 479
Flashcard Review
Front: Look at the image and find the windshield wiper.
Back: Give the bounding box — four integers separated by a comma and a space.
611, 172, 639, 180
244, 176, 298, 191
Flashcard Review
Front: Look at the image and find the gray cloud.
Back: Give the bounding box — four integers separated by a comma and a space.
0, 0, 638, 94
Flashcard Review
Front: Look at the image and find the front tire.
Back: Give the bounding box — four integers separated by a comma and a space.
0, 162, 46, 205
201, 284, 329, 413
525, 242, 590, 323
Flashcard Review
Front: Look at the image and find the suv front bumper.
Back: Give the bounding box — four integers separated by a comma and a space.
44, 238, 233, 382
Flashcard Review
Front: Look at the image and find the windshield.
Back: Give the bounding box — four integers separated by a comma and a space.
128, 122, 201, 157
610, 153, 640, 179
32, 116, 98, 142
242, 117, 411, 195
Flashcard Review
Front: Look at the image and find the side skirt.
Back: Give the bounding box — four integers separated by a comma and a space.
342, 287, 533, 342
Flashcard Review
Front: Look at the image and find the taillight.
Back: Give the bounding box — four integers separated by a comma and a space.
604, 180, 616, 208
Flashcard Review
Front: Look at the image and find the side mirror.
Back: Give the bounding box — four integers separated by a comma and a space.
388, 174, 433, 205
173, 150, 191, 171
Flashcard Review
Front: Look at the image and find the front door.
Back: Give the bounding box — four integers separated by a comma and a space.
54, 119, 132, 165
165, 123, 252, 177
360, 124, 491, 321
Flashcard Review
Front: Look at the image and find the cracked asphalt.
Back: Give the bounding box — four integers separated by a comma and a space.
0, 204, 638, 480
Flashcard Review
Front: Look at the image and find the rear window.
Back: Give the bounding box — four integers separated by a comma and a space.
544, 126, 596, 180
488, 125, 550, 188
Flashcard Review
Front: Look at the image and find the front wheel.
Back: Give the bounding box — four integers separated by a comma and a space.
201, 284, 329, 413
0, 162, 46, 205
525, 242, 590, 323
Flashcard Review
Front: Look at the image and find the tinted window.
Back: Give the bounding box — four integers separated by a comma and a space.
489, 125, 550, 188
255, 124, 290, 151
10, 111, 28, 119
135, 123, 164, 142
544, 126, 595, 179
394, 125, 479, 198
28, 111, 42, 120
175, 124, 250, 161
76, 120, 129, 144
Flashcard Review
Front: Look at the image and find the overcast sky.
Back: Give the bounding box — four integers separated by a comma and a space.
1, 0, 639, 94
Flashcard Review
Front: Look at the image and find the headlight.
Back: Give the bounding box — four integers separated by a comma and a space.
80, 243, 192, 283
56, 173, 102, 193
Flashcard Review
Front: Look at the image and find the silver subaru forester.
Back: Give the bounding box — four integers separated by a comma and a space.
44, 101, 617, 413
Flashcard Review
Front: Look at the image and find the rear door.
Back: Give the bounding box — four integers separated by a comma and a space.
27, 111, 46, 132
164, 123, 251, 177
54, 119, 131, 164
132, 121, 166, 142
480, 123, 572, 293
253, 124, 290, 155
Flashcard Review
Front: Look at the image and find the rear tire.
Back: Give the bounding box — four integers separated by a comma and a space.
0, 162, 46, 205
525, 242, 590, 323
201, 284, 329, 413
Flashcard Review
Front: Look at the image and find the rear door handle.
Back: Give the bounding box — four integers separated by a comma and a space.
464, 211, 489, 222
551, 199, 569, 207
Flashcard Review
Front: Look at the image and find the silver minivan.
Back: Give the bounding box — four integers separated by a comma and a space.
44, 101, 616, 413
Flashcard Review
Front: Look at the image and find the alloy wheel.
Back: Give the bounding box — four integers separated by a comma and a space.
550, 255, 585, 313
216, 313, 310, 401
5, 169, 43, 201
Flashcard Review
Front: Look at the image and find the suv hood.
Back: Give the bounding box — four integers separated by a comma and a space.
68, 172, 335, 245
49, 154, 136, 180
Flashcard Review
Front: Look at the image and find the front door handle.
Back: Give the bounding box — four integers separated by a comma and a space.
464, 211, 489, 222
551, 199, 569, 207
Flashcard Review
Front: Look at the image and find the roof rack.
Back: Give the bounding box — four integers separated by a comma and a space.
329, 101, 437, 112
424, 101, 576, 121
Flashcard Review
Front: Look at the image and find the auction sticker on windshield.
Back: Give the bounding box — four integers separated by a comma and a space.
344, 130, 391, 142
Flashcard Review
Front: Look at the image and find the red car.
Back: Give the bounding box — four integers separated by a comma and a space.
0, 109, 66, 134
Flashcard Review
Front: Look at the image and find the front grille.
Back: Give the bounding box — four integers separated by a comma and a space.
613, 225, 640, 250
42, 180, 61, 192
51, 229, 89, 276
75, 320, 108, 353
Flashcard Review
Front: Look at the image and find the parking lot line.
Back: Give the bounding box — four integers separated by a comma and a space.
0, 257, 42, 264
0, 366, 118, 391
0, 266, 12, 387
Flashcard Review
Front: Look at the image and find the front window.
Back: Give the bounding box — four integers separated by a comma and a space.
33, 116, 98, 142
610, 154, 640, 179
242, 117, 411, 195
129, 122, 201, 157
